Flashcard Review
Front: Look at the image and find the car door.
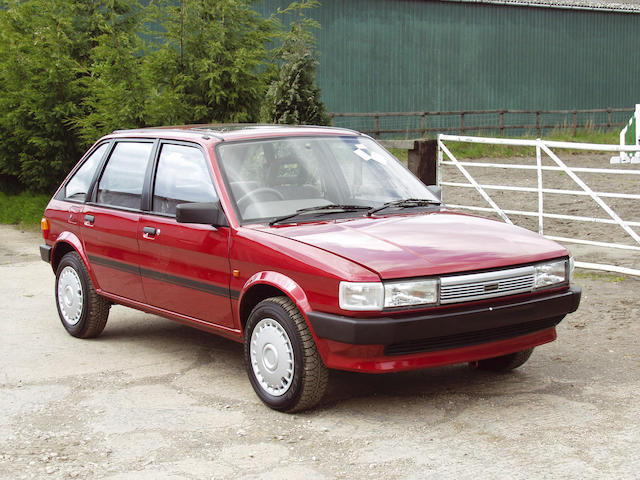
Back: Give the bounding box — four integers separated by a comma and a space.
81, 140, 154, 303
138, 142, 234, 328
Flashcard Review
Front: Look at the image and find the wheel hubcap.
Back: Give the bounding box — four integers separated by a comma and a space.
250, 318, 294, 397
57, 266, 83, 326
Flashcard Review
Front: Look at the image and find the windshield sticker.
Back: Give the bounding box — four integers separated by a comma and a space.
353, 145, 388, 165
370, 151, 388, 165
354, 148, 372, 161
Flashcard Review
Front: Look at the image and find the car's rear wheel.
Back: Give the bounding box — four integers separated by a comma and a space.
472, 348, 534, 372
244, 296, 328, 412
55, 251, 110, 338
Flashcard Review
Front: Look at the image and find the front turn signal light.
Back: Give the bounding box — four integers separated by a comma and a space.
41, 218, 50, 240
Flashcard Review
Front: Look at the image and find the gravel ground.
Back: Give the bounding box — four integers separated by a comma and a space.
0, 220, 639, 479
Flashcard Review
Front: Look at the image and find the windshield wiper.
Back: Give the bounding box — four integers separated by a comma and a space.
367, 198, 441, 216
269, 205, 372, 226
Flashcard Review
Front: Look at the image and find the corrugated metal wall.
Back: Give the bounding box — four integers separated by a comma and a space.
258, 0, 640, 126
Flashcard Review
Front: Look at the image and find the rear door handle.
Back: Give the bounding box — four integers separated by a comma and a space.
84, 214, 95, 226
142, 226, 158, 239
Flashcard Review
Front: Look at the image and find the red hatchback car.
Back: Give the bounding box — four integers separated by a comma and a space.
40, 125, 581, 412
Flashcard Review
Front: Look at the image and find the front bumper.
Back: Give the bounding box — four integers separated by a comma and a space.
307, 286, 581, 372
308, 286, 581, 345
40, 244, 52, 263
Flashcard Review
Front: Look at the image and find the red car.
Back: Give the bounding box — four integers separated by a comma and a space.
40, 125, 581, 412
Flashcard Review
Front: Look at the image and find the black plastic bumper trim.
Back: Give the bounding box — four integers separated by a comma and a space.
307, 286, 581, 345
40, 244, 52, 263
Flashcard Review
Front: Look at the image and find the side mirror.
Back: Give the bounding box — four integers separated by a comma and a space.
427, 185, 442, 201
176, 202, 229, 227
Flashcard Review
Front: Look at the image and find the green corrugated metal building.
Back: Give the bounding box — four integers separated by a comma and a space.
258, 0, 640, 131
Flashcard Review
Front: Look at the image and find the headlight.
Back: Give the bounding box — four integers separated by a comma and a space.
339, 282, 384, 311
339, 279, 438, 311
534, 259, 568, 289
384, 279, 438, 308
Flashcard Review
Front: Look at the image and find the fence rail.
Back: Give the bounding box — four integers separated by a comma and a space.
331, 108, 635, 138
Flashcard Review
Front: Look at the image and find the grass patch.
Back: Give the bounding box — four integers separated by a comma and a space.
574, 271, 625, 283
0, 191, 50, 228
386, 128, 620, 164
389, 148, 408, 165
446, 128, 620, 159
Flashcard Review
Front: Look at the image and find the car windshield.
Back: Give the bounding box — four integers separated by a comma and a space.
216, 135, 440, 224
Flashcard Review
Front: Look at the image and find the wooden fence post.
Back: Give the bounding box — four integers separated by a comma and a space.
407, 140, 438, 186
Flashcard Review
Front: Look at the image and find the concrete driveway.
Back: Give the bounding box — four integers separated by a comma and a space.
0, 225, 638, 479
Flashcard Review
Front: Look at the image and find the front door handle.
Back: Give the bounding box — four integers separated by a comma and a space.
84, 214, 95, 226
142, 226, 158, 239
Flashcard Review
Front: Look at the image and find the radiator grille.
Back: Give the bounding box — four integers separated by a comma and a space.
440, 266, 535, 304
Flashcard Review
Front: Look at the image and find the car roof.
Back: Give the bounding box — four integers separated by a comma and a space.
110, 124, 362, 142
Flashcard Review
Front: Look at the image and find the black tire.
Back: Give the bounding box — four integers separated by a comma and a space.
244, 296, 328, 412
472, 348, 534, 372
55, 251, 110, 338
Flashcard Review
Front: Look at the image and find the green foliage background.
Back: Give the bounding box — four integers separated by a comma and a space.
0, 0, 327, 194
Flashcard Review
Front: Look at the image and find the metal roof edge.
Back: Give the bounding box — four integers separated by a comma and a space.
441, 0, 640, 13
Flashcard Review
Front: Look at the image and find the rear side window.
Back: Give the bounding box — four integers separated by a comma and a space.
65, 143, 109, 201
152, 144, 218, 216
97, 142, 153, 209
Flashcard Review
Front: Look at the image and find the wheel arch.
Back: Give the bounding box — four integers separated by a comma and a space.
238, 271, 312, 332
50, 233, 97, 287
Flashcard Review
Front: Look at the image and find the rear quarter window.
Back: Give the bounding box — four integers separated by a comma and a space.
64, 143, 109, 201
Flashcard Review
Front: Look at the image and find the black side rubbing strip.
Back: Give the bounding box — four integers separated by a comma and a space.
89, 255, 140, 275
88, 254, 240, 299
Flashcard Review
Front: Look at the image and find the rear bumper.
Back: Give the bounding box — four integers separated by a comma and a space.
308, 286, 581, 372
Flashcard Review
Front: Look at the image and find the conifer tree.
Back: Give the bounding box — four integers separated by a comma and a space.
261, 1, 331, 126
145, 0, 277, 125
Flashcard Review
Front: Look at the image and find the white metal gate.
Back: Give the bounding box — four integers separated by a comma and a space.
437, 134, 640, 276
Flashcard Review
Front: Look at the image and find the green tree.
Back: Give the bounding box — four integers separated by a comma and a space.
74, 0, 150, 142
0, 0, 90, 191
261, 0, 331, 126
145, 0, 277, 125
0, 0, 324, 192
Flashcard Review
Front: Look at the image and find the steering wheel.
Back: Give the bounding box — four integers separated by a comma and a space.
237, 187, 286, 213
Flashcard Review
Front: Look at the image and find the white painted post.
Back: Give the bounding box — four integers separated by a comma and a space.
536, 139, 544, 235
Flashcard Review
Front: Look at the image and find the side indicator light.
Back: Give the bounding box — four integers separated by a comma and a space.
41, 218, 50, 240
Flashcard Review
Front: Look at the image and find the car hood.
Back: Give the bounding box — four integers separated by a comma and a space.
257, 212, 569, 279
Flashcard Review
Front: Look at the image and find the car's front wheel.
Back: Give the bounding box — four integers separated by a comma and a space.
55, 251, 110, 338
471, 348, 534, 372
244, 296, 328, 412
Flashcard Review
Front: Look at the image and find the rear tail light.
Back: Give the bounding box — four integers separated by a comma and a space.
41, 218, 50, 240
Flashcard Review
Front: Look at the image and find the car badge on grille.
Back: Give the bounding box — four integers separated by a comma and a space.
484, 282, 500, 292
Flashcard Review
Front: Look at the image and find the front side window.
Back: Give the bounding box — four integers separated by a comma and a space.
65, 143, 109, 201
97, 142, 153, 209
152, 144, 218, 216
217, 136, 438, 223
